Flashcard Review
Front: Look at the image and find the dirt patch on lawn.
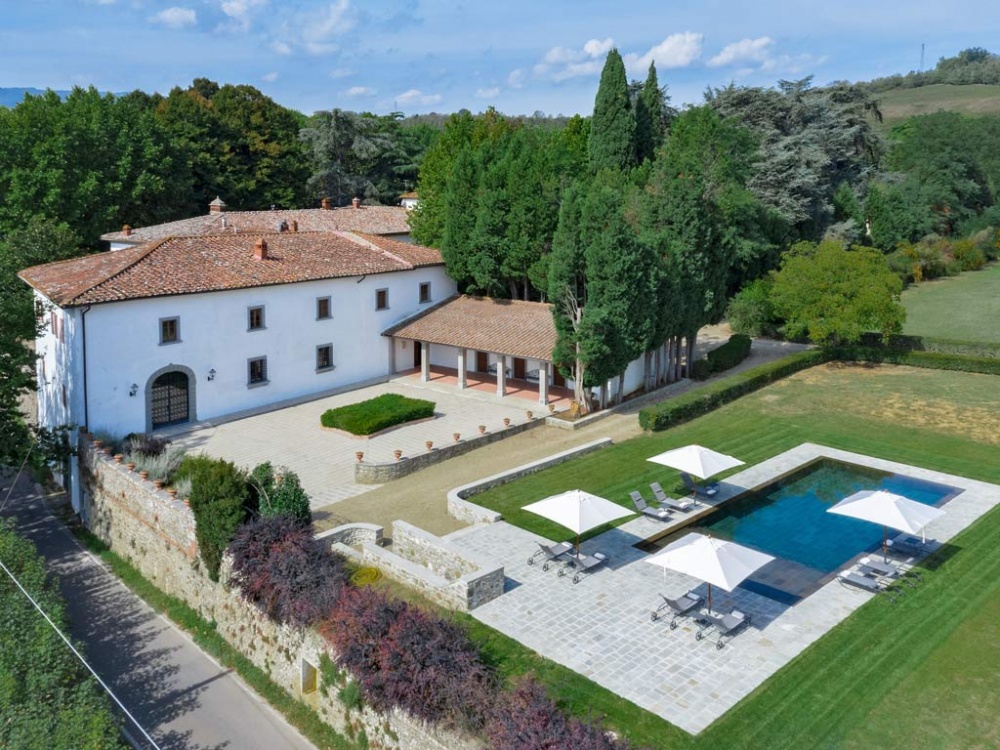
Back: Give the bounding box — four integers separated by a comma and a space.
871, 393, 1000, 445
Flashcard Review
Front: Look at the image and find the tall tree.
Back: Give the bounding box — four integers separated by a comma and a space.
634, 62, 666, 163
588, 49, 635, 172
300, 109, 395, 206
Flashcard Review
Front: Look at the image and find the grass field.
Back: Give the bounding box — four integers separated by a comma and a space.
878, 83, 1000, 125
901, 263, 1000, 343
471, 363, 1000, 748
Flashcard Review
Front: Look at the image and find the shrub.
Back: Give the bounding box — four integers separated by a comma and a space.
129, 446, 186, 482
688, 359, 712, 381
320, 393, 435, 435
950, 238, 987, 271
122, 433, 169, 457
831, 346, 1000, 376
249, 462, 312, 526
726, 279, 777, 337
639, 349, 825, 431
228, 515, 348, 627
320, 587, 496, 732
486, 678, 630, 750
185, 456, 255, 581
706, 334, 752, 373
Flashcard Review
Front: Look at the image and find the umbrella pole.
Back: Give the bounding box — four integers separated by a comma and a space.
707, 583, 712, 615
883, 525, 888, 563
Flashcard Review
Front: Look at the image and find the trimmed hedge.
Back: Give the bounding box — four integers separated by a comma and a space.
832, 346, 1000, 376
707, 333, 753, 372
320, 393, 436, 435
856, 332, 1000, 359
639, 349, 825, 431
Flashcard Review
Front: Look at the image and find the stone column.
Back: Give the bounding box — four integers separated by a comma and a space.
457, 349, 467, 389
539, 361, 550, 405
421, 342, 430, 382
496, 355, 506, 398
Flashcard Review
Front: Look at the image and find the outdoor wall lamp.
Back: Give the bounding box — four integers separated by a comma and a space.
128, 383, 139, 397
207, 368, 216, 382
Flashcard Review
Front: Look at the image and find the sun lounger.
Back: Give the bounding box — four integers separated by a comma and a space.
651, 590, 705, 628
557, 552, 608, 583
695, 608, 751, 649
630, 491, 672, 521
838, 570, 902, 602
527, 541, 573, 570
859, 556, 921, 586
649, 482, 695, 511
679, 472, 718, 499
887, 535, 932, 558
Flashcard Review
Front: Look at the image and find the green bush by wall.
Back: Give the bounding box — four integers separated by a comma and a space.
320, 394, 436, 435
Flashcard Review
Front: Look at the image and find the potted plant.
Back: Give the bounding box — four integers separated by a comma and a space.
355, 451, 364, 463
503, 417, 511, 427
126, 462, 136, 471
526, 410, 533, 420
453, 432, 461, 442
152, 479, 164, 490
425, 440, 433, 451
393, 449, 403, 460
138, 470, 149, 481
167, 488, 178, 499
114, 453, 124, 464
548, 403, 556, 413
478, 424, 487, 435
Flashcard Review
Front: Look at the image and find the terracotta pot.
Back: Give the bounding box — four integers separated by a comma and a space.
138, 470, 149, 481
183, 498, 191, 507
102, 447, 113, 457
548, 404, 556, 413
126, 462, 136, 471
503, 417, 511, 427
152, 479, 164, 489
453, 432, 461, 442
114, 454, 124, 464
355, 451, 364, 463
167, 488, 178, 499
526, 410, 533, 420
478, 425, 487, 435
425, 440, 433, 451
393, 449, 403, 461
93, 439, 103, 449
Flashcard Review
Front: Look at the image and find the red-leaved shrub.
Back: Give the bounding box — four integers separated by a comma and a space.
486, 678, 630, 750
321, 587, 497, 731
228, 515, 348, 627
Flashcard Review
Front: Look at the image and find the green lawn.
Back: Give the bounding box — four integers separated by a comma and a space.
901, 263, 1000, 344
470, 363, 1000, 748
878, 83, 1000, 125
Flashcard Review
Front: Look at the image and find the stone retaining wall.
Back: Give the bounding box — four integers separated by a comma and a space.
355, 417, 545, 483
78, 436, 481, 750
328, 520, 504, 611
447, 437, 615, 524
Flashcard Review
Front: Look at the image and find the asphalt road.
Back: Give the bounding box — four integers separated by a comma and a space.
0, 468, 316, 750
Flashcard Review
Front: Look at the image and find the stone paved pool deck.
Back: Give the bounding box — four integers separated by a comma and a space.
446, 443, 1000, 734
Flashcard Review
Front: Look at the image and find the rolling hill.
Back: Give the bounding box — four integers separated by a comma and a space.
877, 83, 1000, 124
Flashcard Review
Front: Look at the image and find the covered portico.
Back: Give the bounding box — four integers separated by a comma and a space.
383, 295, 568, 406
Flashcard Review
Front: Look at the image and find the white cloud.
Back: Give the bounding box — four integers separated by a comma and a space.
475, 86, 500, 99
329, 67, 354, 78
270, 40, 292, 56
302, 0, 354, 55
624, 32, 703, 73
396, 89, 442, 107
708, 37, 774, 68
346, 86, 375, 96
149, 7, 197, 29
507, 68, 526, 88
219, 0, 268, 32
535, 37, 615, 80
262, 71, 279, 82
583, 38, 614, 57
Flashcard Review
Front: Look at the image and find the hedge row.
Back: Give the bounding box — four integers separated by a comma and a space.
320, 393, 436, 435
832, 346, 1000, 376
639, 349, 826, 431
855, 332, 1000, 359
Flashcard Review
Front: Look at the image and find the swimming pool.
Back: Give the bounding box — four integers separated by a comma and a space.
641, 458, 961, 603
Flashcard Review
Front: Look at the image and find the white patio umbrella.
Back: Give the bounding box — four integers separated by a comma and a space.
523, 489, 632, 558
827, 490, 945, 561
644, 532, 774, 613
646, 445, 745, 480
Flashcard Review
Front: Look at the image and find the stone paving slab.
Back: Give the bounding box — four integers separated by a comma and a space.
447, 443, 1000, 735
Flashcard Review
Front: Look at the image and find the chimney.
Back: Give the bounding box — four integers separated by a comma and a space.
290, 220, 298, 233
122, 224, 132, 237
321, 197, 331, 210
209, 196, 227, 214
253, 238, 268, 261
352, 197, 362, 209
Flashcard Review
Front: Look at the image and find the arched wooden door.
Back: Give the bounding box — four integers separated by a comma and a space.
150, 371, 190, 428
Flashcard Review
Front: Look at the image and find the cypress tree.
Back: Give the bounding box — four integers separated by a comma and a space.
588, 49, 635, 172
635, 62, 665, 162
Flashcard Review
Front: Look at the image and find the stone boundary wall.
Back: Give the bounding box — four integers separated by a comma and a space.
447, 438, 614, 524
327, 521, 504, 611
78, 436, 481, 750
315, 522, 384, 547
355, 417, 545, 483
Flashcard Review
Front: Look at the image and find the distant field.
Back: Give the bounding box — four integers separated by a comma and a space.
901, 264, 1000, 343
878, 84, 1000, 125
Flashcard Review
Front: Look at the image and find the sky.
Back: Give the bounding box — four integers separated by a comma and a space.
1, 0, 997, 116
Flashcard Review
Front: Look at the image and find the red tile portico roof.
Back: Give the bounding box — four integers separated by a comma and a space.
383, 295, 558, 362
20, 232, 444, 307
102, 205, 412, 244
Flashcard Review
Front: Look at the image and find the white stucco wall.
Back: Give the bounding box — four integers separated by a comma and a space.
50, 266, 454, 438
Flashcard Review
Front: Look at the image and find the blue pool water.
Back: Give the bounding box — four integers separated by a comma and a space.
644, 459, 960, 603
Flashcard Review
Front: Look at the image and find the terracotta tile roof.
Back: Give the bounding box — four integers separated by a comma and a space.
383, 295, 557, 361
20, 232, 443, 307
102, 205, 412, 244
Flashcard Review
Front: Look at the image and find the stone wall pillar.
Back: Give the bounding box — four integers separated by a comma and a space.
496, 355, 506, 398
421, 342, 430, 382
539, 361, 550, 405
457, 349, 467, 389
